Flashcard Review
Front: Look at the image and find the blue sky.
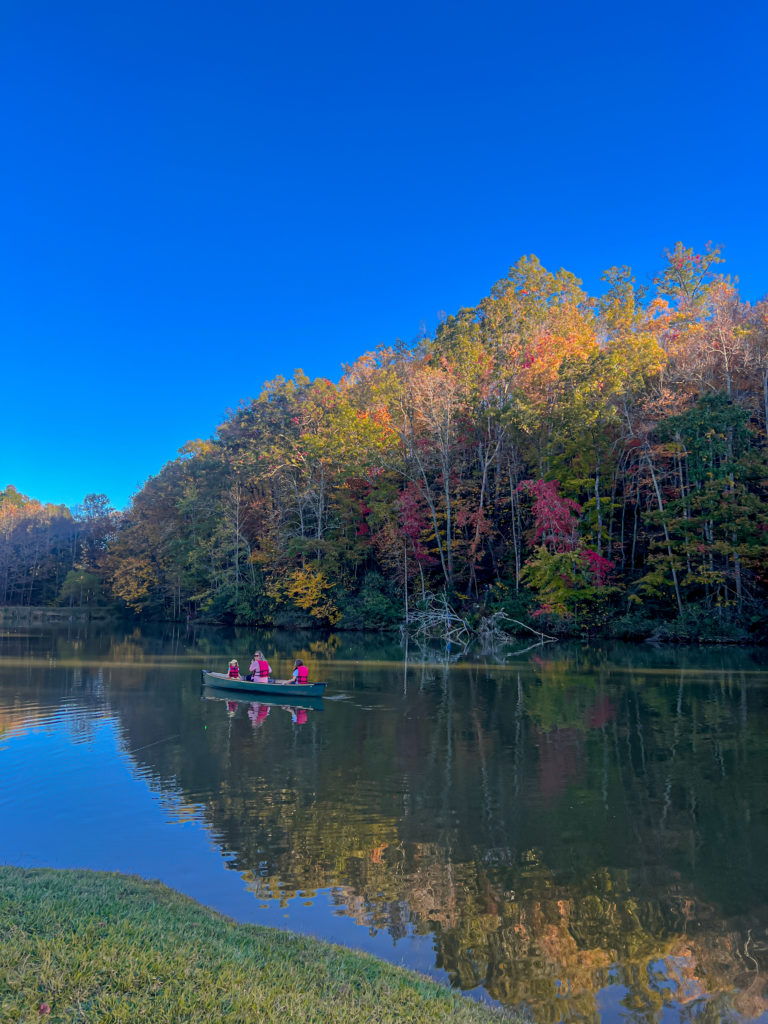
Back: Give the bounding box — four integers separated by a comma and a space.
2, 0, 766, 510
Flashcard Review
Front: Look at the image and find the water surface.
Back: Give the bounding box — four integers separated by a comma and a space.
1, 624, 767, 1023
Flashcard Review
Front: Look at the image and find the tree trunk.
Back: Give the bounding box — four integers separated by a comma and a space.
594, 455, 603, 557
403, 545, 409, 623
508, 463, 521, 593
644, 446, 683, 615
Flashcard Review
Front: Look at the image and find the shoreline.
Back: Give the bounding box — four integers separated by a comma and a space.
0, 866, 516, 1023
0, 605, 763, 646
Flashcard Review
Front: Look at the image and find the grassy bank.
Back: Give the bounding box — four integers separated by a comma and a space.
0, 868, 517, 1023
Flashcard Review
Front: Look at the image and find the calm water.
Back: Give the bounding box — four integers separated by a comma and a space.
1, 624, 768, 1023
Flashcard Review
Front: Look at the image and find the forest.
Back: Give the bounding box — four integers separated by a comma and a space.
3, 243, 768, 641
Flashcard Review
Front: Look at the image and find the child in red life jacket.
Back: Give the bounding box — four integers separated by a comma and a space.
291, 659, 308, 684
247, 650, 271, 681
228, 659, 240, 679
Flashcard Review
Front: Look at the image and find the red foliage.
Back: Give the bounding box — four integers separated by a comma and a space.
519, 479, 582, 552
341, 478, 374, 539
531, 604, 553, 619
397, 484, 436, 563
398, 484, 425, 541
580, 548, 615, 586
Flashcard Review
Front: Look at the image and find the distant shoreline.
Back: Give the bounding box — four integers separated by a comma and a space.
0, 606, 760, 645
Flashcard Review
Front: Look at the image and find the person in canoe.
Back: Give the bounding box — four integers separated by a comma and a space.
271, 658, 309, 685
247, 650, 272, 681
291, 659, 308, 685
227, 659, 241, 679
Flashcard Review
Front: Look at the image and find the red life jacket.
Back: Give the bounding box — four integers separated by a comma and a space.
228, 665, 239, 678
296, 708, 308, 724
257, 660, 270, 678
296, 665, 308, 683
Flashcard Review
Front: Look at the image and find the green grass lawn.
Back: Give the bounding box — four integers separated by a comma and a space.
0, 867, 520, 1023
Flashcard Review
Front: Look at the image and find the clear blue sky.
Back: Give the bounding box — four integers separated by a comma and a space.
2, 0, 766, 510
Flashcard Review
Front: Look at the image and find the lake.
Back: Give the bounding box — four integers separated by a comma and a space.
1, 623, 767, 1022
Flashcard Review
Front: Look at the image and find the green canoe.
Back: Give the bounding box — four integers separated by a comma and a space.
201, 670, 326, 699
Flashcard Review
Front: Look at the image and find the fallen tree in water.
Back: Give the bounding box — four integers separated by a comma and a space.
402, 592, 556, 658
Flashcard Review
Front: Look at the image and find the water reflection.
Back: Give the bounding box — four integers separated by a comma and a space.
201, 685, 322, 727
1, 624, 767, 1023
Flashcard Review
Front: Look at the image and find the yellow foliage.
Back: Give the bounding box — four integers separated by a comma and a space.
110, 556, 158, 613
272, 565, 341, 626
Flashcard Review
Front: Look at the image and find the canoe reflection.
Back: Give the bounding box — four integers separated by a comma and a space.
202, 684, 323, 728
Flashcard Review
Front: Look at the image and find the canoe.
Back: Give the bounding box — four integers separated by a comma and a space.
201, 670, 326, 699
202, 684, 324, 712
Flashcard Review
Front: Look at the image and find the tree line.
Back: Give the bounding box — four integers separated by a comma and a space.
4, 243, 768, 639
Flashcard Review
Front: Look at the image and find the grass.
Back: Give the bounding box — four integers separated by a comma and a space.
0, 867, 520, 1023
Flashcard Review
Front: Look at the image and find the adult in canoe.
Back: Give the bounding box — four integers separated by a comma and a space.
246, 650, 272, 681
